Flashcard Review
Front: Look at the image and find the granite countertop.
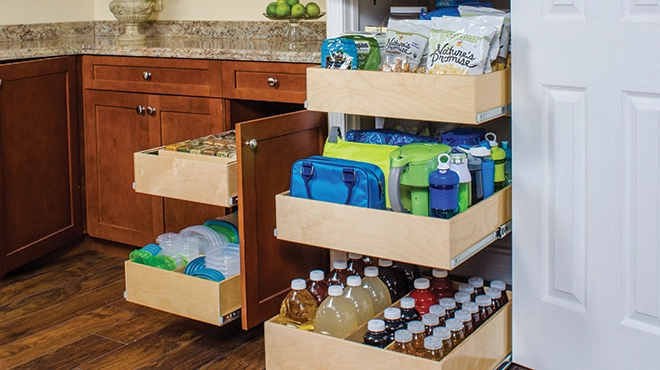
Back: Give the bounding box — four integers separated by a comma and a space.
0, 21, 324, 63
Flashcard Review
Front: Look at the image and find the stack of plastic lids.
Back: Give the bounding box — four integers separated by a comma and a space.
205, 243, 240, 278
150, 250, 187, 271
129, 243, 162, 265
184, 256, 226, 282
203, 213, 239, 243
179, 225, 228, 254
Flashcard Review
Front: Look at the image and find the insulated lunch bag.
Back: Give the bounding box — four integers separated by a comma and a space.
290, 156, 386, 209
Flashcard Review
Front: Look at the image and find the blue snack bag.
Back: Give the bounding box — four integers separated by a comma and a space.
321, 38, 359, 70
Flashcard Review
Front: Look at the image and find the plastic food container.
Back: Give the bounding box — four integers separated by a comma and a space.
179, 225, 228, 254
205, 243, 240, 278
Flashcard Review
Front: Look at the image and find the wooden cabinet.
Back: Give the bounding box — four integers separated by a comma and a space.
82, 56, 226, 246
0, 56, 83, 275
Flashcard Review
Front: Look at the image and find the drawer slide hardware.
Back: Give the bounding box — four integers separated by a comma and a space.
476, 104, 511, 123
451, 220, 512, 268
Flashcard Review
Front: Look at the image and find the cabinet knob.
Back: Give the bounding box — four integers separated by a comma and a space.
136, 106, 145, 114
267, 77, 278, 87
245, 139, 258, 149
0, 79, 2, 87
147, 107, 157, 116
143, 71, 152, 80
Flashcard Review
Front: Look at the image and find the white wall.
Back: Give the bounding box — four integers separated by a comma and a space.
0, 0, 95, 25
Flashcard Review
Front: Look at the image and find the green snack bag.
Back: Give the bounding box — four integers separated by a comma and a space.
340, 35, 380, 70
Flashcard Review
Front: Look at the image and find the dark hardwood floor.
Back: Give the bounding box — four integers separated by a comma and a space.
0, 237, 265, 370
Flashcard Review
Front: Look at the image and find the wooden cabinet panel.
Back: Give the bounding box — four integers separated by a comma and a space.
237, 110, 329, 329
84, 90, 163, 246
0, 56, 82, 275
222, 61, 313, 104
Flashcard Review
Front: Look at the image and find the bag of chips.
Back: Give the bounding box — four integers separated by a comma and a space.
340, 34, 381, 70
380, 19, 432, 73
321, 38, 359, 70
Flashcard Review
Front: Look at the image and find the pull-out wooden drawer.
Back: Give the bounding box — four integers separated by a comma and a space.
265, 292, 512, 369
133, 147, 238, 207
276, 186, 511, 270
124, 261, 241, 326
222, 61, 313, 104
306, 67, 511, 124
82, 56, 223, 97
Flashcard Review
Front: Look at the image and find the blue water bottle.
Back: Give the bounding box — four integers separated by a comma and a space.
429, 153, 460, 219
470, 143, 494, 200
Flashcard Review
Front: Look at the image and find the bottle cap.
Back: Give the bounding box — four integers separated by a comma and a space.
432, 268, 448, 278
384, 307, 401, 320
501, 140, 509, 149
423, 336, 442, 350
468, 276, 484, 288
454, 292, 471, 303
346, 275, 362, 287
475, 294, 491, 307
378, 259, 393, 267
400, 297, 416, 309
470, 146, 491, 157
439, 297, 456, 310
407, 320, 424, 334
458, 283, 475, 293
348, 253, 363, 259
367, 319, 386, 332
450, 152, 467, 164
422, 313, 439, 326
333, 260, 347, 269
445, 318, 464, 331
394, 329, 413, 343
437, 153, 451, 171
364, 266, 379, 277
485, 287, 502, 299
414, 278, 430, 290
463, 301, 479, 313
485, 132, 499, 147
490, 280, 506, 291
328, 285, 344, 296
309, 269, 325, 281
429, 304, 446, 317
433, 326, 451, 340
291, 278, 306, 290
454, 309, 471, 322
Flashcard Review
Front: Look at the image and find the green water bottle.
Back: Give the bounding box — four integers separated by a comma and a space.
449, 152, 472, 213
486, 132, 507, 191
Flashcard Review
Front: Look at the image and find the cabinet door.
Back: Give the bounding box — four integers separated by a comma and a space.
237, 110, 329, 329
0, 56, 83, 275
84, 90, 162, 246
157, 95, 229, 232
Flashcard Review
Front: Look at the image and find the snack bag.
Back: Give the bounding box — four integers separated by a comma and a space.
321, 38, 359, 70
380, 19, 432, 73
426, 17, 498, 75
459, 6, 508, 72
340, 34, 381, 70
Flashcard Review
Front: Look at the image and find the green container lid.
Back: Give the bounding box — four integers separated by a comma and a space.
390, 143, 451, 187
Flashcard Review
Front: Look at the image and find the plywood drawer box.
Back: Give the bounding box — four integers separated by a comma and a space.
222, 61, 314, 104
276, 186, 511, 270
82, 56, 223, 97
134, 147, 238, 207
265, 293, 512, 370
306, 67, 511, 124
124, 261, 241, 326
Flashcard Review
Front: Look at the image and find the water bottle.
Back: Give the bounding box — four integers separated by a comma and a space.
429, 153, 460, 219
486, 132, 507, 191
467, 154, 483, 205
501, 140, 512, 185
470, 145, 494, 200
449, 152, 472, 212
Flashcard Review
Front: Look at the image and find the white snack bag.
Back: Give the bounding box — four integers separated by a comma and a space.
459, 6, 509, 68
380, 19, 432, 72
426, 17, 499, 76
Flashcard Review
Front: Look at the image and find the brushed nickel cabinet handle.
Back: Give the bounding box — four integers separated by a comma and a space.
143, 71, 152, 80
0, 79, 3, 87
136, 106, 145, 114
267, 77, 278, 87
245, 139, 258, 149
147, 107, 157, 116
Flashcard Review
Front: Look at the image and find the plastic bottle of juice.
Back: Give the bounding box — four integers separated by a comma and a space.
391, 329, 416, 355
306, 269, 329, 305
384, 307, 405, 340
407, 320, 426, 356
430, 268, 455, 300
313, 285, 358, 338
490, 280, 509, 305
343, 275, 375, 326
278, 278, 319, 331
347, 253, 367, 277
422, 313, 440, 337
361, 266, 392, 313
378, 259, 407, 301
454, 291, 471, 311
363, 319, 392, 348
454, 309, 474, 336
458, 283, 476, 301
400, 297, 420, 323
326, 260, 350, 288
468, 276, 486, 295
422, 336, 444, 361
439, 297, 457, 319
432, 326, 453, 354
393, 261, 420, 291
428, 304, 447, 326
445, 318, 465, 347
409, 278, 437, 315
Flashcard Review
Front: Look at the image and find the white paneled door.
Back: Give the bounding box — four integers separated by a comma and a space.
513, 0, 660, 369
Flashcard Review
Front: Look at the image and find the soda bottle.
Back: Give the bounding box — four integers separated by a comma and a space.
429, 153, 460, 219
347, 253, 367, 277
361, 266, 392, 313
306, 269, 329, 305
343, 275, 375, 326
278, 278, 318, 331
409, 278, 436, 315
314, 285, 358, 338
399, 297, 420, 323
450, 152, 472, 212
363, 319, 392, 348
378, 259, 407, 301
391, 329, 416, 355
326, 260, 350, 288
383, 307, 405, 340
430, 268, 455, 300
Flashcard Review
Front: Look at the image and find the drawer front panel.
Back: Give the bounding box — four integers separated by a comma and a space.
223, 61, 313, 103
